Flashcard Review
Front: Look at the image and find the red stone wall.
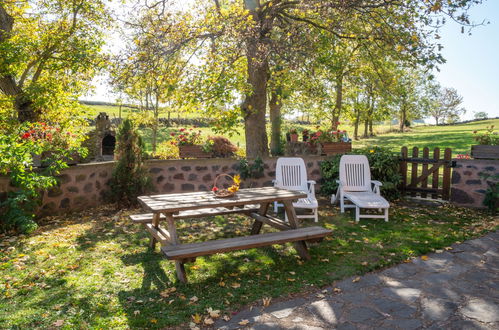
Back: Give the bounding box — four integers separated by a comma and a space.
450, 159, 498, 209
0, 156, 325, 215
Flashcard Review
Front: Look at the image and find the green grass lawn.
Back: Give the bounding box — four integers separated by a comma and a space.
359, 119, 499, 155
0, 200, 497, 328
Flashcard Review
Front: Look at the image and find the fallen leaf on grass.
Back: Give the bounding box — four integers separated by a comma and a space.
190, 296, 199, 303
421, 256, 429, 261
192, 313, 202, 324
316, 293, 325, 299
361, 261, 368, 266
352, 277, 361, 283
189, 322, 200, 330
239, 319, 250, 326
333, 287, 342, 293
219, 280, 225, 287
231, 283, 241, 289
223, 315, 231, 322
287, 278, 295, 282
133, 310, 140, 316
150, 319, 157, 324
262, 297, 272, 307
207, 307, 220, 318
53, 320, 64, 327
204, 317, 214, 325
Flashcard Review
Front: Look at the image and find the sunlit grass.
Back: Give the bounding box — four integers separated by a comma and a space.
0, 200, 497, 328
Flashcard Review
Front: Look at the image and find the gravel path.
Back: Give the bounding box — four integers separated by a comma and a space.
215, 230, 499, 329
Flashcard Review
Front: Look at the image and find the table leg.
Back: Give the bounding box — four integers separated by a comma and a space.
165, 213, 188, 283
283, 200, 311, 260
251, 203, 269, 235
149, 213, 160, 250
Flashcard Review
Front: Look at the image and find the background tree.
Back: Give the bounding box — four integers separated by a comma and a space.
0, 0, 110, 124
474, 111, 489, 120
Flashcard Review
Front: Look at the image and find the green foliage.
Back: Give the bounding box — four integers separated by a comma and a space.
0, 123, 85, 233
320, 146, 401, 200
154, 140, 179, 160
109, 119, 151, 206
239, 157, 264, 180
479, 172, 499, 215
473, 126, 499, 145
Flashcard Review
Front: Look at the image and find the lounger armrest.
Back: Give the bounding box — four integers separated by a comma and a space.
371, 180, 382, 186
272, 179, 278, 186
371, 180, 382, 195
307, 180, 316, 198
307, 180, 316, 185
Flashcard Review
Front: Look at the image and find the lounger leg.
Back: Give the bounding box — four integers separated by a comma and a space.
273, 201, 278, 213
314, 208, 318, 222
384, 208, 389, 222
340, 195, 345, 213
355, 207, 360, 223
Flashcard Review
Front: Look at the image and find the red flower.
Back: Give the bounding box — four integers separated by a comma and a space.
212, 187, 219, 192
46, 133, 53, 141
180, 128, 185, 132
170, 132, 175, 137
21, 132, 31, 139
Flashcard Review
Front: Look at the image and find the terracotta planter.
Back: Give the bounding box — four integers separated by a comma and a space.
321, 142, 352, 156
471, 145, 499, 159
290, 133, 299, 142
179, 145, 211, 159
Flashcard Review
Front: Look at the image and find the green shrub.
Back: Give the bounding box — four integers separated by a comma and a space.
109, 119, 151, 206
0, 122, 85, 234
320, 146, 402, 200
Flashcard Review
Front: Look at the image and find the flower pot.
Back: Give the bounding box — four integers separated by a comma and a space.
321, 142, 352, 156
179, 145, 211, 159
290, 133, 299, 142
471, 145, 499, 159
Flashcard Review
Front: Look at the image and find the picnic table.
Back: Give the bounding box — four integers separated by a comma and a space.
131, 186, 332, 283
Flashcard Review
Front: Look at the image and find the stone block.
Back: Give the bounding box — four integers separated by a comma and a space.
57, 174, 71, 184
90, 172, 96, 178
195, 166, 208, 171
173, 173, 184, 180
157, 175, 165, 184
188, 173, 198, 181
95, 181, 101, 190
181, 166, 191, 171
75, 174, 87, 182
83, 183, 93, 193
60, 198, 70, 209
450, 188, 474, 204
451, 171, 461, 184
465, 179, 481, 185
163, 183, 175, 192
181, 183, 195, 191
212, 165, 220, 171
149, 167, 163, 174
484, 166, 496, 171
99, 171, 108, 178
202, 174, 212, 182
67, 186, 79, 193
168, 166, 176, 171
47, 186, 63, 197
198, 184, 207, 191
74, 196, 88, 207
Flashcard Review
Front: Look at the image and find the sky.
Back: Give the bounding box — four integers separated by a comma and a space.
86, 1, 499, 121
434, 0, 499, 120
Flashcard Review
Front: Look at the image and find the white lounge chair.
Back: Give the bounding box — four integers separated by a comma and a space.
332, 155, 389, 223
273, 157, 318, 222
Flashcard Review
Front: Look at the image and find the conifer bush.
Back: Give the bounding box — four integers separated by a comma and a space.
109, 119, 150, 206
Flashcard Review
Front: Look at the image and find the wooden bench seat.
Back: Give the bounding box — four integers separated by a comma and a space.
130, 205, 260, 223
161, 226, 332, 260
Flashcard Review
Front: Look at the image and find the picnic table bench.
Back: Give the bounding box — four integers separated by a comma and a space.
132, 187, 332, 283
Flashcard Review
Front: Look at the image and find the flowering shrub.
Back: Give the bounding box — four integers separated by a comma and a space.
310, 124, 349, 144
0, 123, 86, 233
170, 127, 203, 146
473, 126, 499, 145
203, 136, 238, 158
154, 140, 180, 159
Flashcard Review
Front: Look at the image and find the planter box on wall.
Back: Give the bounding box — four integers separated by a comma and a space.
321, 142, 352, 156
179, 145, 211, 159
471, 145, 499, 159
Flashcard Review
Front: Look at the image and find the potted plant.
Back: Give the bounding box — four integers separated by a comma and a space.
289, 128, 299, 142
302, 129, 309, 142
311, 124, 352, 156
471, 126, 499, 159
172, 128, 211, 158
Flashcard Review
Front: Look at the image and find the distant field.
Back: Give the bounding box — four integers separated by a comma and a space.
359, 119, 499, 155
83, 104, 201, 119
84, 103, 497, 155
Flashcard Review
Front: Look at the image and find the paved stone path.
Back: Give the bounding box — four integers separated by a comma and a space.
215, 231, 499, 329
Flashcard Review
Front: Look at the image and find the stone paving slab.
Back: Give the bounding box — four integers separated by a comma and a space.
215, 231, 499, 329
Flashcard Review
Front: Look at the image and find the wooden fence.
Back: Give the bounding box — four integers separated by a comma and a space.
400, 147, 453, 200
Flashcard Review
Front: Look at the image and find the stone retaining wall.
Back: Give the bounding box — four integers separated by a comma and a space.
0, 156, 325, 215
451, 159, 498, 208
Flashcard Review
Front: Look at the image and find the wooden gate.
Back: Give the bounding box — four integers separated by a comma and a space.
400, 147, 453, 200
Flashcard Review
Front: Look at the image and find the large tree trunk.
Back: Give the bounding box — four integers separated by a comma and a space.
399, 103, 407, 132
0, 6, 37, 122
269, 88, 282, 156
354, 107, 361, 140
332, 73, 343, 129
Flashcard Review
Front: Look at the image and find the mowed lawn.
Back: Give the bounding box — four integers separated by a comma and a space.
359, 119, 499, 155
0, 200, 497, 328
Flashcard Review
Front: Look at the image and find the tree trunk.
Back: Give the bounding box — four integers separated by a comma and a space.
152, 94, 159, 153
435, 117, 439, 126
354, 107, 361, 140
332, 73, 343, 129
400, 104, 406, 132
363, 119, 369, 138
269, 88, 282, 156
242, 32, 269, 158
369, 119, 373, 137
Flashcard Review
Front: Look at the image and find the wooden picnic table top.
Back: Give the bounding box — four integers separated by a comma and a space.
138, 186, 307, 213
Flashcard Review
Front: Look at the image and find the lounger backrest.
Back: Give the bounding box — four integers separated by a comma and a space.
339, 155, 371, 192
275, 157, 308, 191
